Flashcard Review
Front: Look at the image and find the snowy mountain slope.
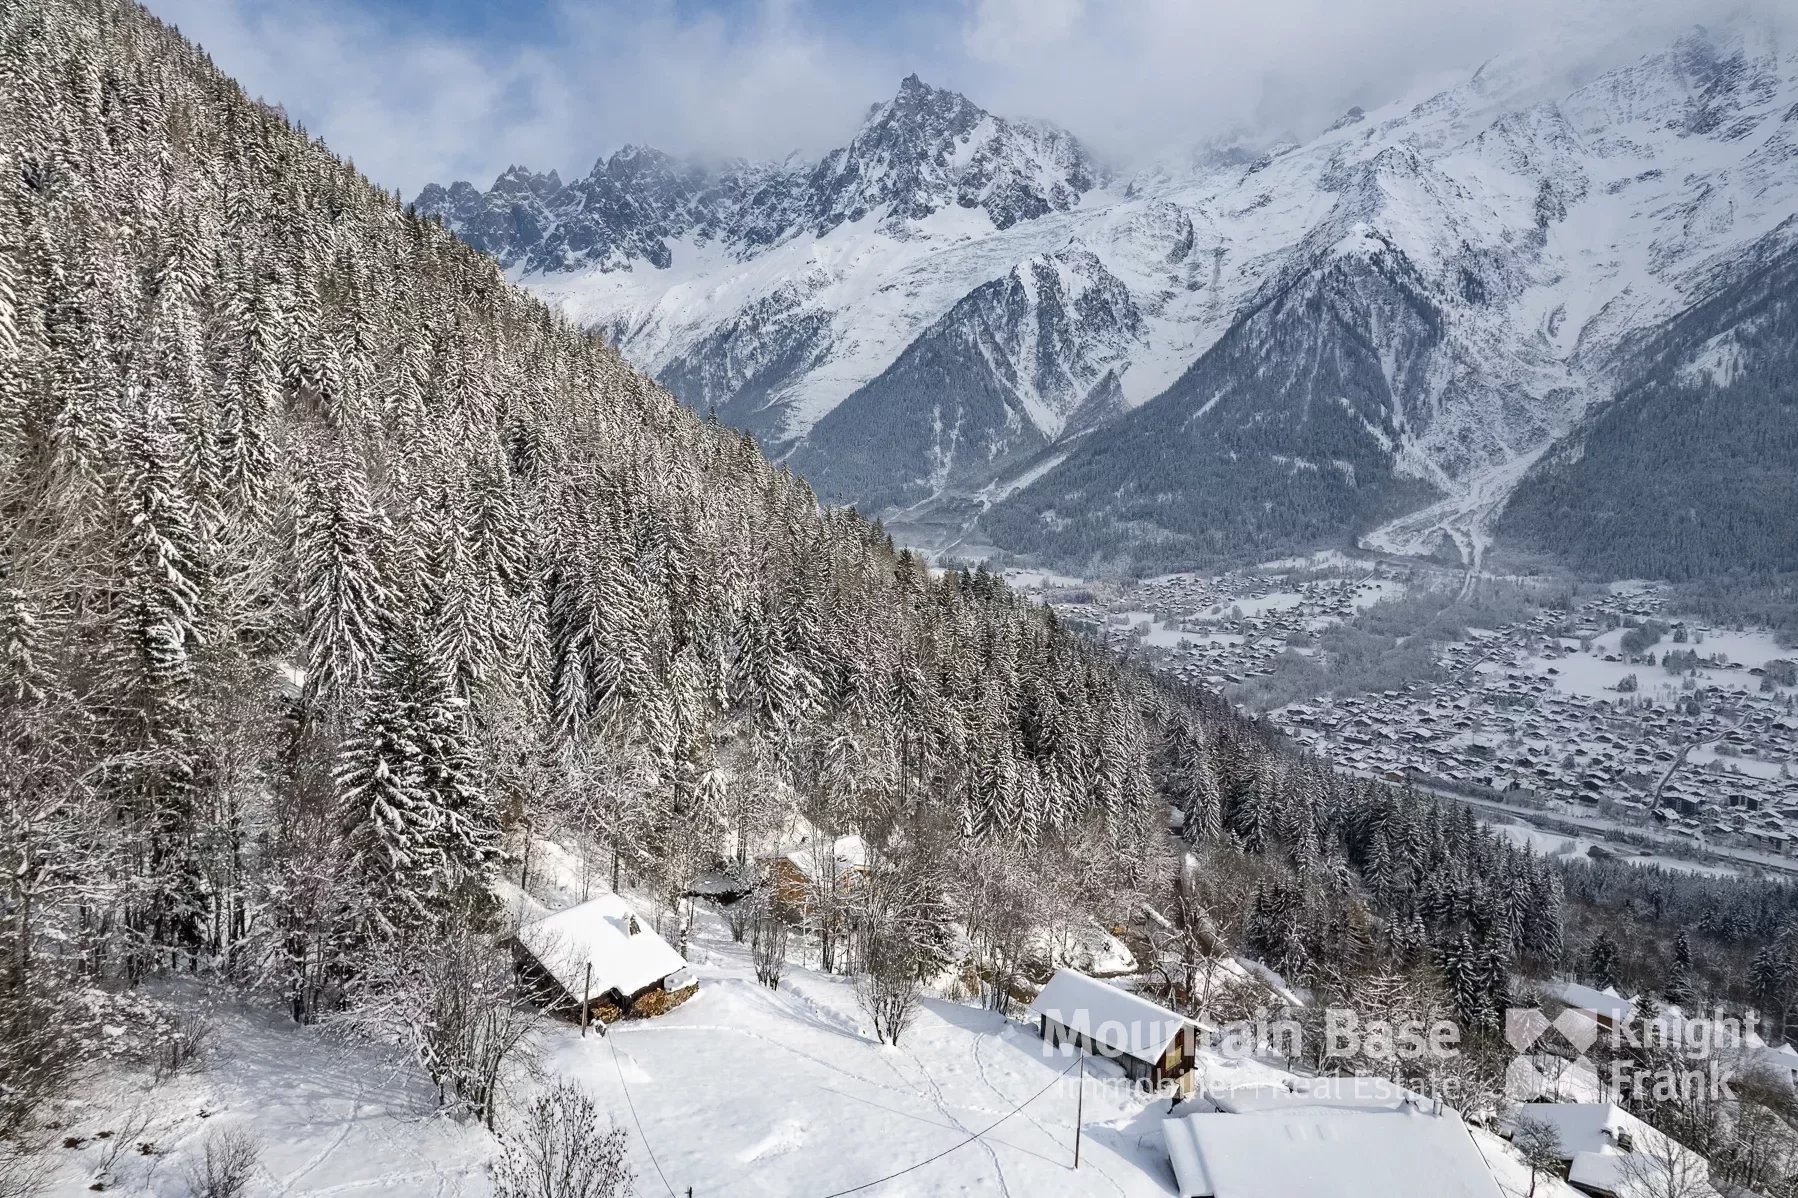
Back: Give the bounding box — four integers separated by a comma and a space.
980, 21, 1798, 571
786, 244, 1144, 509
1496, 234, 1798, 579
419, 22, 1798, 572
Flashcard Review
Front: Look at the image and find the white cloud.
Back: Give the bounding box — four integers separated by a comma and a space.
149, 0, 913, 195
949, 0, 1767, 165
964, 0, 1084, 60
146, 0, 1785, 196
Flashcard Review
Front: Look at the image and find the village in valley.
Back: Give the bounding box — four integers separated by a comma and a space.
1012, 564, 1798, 878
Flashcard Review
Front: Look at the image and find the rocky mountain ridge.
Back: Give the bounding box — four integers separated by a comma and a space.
418, 23, 1798, 576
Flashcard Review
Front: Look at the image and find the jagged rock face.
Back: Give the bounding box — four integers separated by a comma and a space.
788, 245, 1143, 509
980, 246, 1448, 573
412, 76, 1103, 273
412, 167, 564, 267
421, 22, 1798, 574
802, 75, 1099, 234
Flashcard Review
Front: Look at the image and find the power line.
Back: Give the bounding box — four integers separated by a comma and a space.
818, 1052, 1085, 1198
608, 1028, 679, 1198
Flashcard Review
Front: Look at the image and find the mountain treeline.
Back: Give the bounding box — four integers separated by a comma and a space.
0, 0, 1576, 1152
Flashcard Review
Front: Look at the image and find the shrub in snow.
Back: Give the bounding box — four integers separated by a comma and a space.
1509, 1114, 1564, 1198
183, 1128, 262, 1198
0, 1139, 47, 1198
751, 915, 788, 990
856, 936, 923, 1047
153, 1013, 214, 1082
491, 1081, 632, 1198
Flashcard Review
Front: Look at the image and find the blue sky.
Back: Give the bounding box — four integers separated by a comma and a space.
147, 0, 1742, 198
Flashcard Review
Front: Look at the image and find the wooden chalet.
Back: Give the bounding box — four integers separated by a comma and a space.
511, 894, 694, 1022
759, 834, 869, 915
1028, 968, 1204, 1093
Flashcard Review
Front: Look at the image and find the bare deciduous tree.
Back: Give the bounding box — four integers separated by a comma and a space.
1709, 1073, 1798, 1197
856, 934, 923, 1047
491, 1081, 632, 1198
751, 913, 788, 990
338, 926, 544, 1128
0, 1136, 48, 1198
1613, 1128, 1714, 1198
1511, 1114, 1565, 1198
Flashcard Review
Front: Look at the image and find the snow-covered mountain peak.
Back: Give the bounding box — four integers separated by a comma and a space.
803, 75, 1102, 235
413, 75, 1103, 279
429, 18, 1798, 571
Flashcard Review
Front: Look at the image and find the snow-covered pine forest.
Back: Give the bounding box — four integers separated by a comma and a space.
0, 0, 1645, 1190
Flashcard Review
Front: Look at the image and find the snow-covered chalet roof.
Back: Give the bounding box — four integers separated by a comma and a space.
1163, 1103, 1501, 1198
515, 894, 688, 1002
1545, 979, 1634, 1022
1026, 968, 1195, 1066
1510, 1101, 1720, 1197
1513, 1101, 1651, 1159
774, 834, 868, 881
1200, 1076, 1426, 1114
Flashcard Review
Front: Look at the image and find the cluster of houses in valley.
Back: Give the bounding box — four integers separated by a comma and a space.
1026, 564, 1798, 860
1037, 568, 1411, 688
1270, 591, 1798, 860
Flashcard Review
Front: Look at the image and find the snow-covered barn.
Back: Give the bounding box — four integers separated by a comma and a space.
1164, 1081, 1501, 1198
511, 895, 694, 1021
1512, 1102, 1717, 1198
1027, 969, 1202, 1093
1544, 980, 1634, 1033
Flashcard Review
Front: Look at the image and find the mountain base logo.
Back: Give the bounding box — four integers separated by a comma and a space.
1036, 1002, 1746, 1108
1505, 1006, 1741, 1104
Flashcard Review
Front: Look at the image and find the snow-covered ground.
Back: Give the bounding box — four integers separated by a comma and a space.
1000, 566, 1086, 592
37, 1001, 494, 1197
36, 909, 1186, 1197
34, 870, 1589, 1198
1515, 630, 1790, 702
541, 937, 1183, 1196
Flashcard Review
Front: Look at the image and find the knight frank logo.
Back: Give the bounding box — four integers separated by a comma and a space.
1503, 1005, 1740, 1104
1506, 1005, 1598, 1054
1503, 1005, 1596, 1099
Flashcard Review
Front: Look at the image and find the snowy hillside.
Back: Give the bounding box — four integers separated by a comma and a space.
420, 20, 1798, 573
35, 880, 1575, 1198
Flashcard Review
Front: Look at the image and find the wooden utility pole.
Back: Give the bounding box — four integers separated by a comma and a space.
582, 963, 592, 1037
1073, 1056, 1085, 1168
